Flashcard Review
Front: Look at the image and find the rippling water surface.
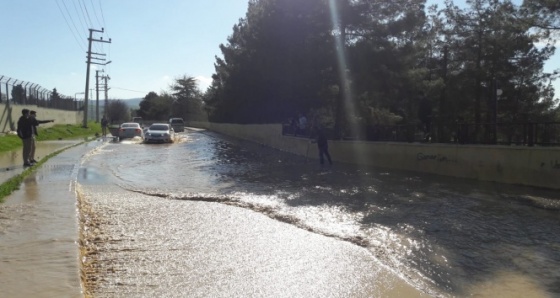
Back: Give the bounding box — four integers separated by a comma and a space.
79, 130, 560, 297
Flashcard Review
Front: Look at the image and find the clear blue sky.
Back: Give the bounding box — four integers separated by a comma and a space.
1, 0, 249, 100
1, 0, 558, 101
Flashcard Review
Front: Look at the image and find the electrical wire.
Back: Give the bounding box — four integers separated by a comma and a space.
112, 87, 149, 94
55, 0, 86, 51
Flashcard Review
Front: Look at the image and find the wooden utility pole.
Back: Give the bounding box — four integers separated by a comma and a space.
83, 28, 111, 128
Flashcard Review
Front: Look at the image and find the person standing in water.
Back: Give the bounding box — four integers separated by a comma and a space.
17, 109, 34, 167
312, 126, 332, 166
28, 110, 54, 164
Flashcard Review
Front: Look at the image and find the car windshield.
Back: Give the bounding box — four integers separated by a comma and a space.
121, 123, 139, 128
171, 119, 184, 124
150, 125, 169, 131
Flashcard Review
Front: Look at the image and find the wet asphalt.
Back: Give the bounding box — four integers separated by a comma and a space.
0, 139, 105, 297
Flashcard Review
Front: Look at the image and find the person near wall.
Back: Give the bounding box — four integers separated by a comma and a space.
296, 113, 308, 137
311, 126, 332, 166
17, 109, 34, 167
28, 110, 54, 164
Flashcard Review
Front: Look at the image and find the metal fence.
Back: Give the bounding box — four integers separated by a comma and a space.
283, 122, 560, 147
0, 75, 80, 111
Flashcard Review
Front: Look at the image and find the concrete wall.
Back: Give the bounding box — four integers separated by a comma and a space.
0, 103, 81, 133
189, 121, 560, 190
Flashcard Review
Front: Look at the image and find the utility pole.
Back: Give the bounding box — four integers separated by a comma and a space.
0, 76, 3, 103
102, 74, 111, 118
83, 28, 111, 128
95, 70, 101, 122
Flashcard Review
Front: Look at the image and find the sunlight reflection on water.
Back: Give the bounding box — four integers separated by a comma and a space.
76, 130, 560, 297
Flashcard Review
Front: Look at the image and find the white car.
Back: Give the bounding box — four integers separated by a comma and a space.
144, 123, 175, 143
118, 122, 144, 140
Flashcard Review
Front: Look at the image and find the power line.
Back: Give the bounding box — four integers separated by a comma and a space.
97, 0, 106, 28
80, 0, 94, 28
112, 87, 149, 94
69, 0, 88, 35
90, 0, 103, 28
55, 0, 86, 51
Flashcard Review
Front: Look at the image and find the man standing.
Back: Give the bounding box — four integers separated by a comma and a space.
312, 126, 332, 166
17, 109, 34, 167
28, 110, 54, 164
101, 115, 109, 136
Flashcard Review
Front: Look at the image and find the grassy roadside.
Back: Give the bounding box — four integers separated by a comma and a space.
0, 122, 102, 153
0, 121, 102, 202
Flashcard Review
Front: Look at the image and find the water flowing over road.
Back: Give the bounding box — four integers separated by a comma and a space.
76, 129, 560, 297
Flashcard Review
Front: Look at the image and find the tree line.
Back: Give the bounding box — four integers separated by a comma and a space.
137, 0, 560, 142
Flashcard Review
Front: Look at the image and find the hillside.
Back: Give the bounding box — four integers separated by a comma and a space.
122, 98, 142, 109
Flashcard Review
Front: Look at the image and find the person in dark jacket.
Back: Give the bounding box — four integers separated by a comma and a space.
101, 116, 109, 136
17, 109, 34, 166
313, 126, 332, 166
28, 110, 54, 164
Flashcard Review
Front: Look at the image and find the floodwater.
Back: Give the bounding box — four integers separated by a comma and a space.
0, 140, 82, 183
2, 130, 560, 297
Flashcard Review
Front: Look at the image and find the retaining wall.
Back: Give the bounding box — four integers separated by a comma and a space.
189, 121, 560, 190
0, 103, 81, 133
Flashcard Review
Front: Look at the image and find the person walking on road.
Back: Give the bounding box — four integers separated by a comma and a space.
17, 109, 34, 167
101, 116, 109, 136
28, 110, 54, 164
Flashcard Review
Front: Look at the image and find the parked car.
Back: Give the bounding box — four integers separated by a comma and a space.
144, 123, 175, 143
119, 122, 144, 140
169, 117, 185, 132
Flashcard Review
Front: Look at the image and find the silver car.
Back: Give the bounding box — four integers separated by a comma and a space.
169, 118, 185, 132
118, 122, 144, 140
144, 123, 175, 143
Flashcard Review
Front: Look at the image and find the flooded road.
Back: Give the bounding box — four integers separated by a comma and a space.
74, 129, 560, 297
2, 130, 558, 297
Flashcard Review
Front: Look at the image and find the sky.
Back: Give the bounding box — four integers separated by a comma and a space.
1, 0, 249, 100
0, 0, 558, 101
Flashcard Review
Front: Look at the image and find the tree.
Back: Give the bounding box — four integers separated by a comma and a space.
521, 0, 560, 31
106, 100, 129, 123
50, 88, 61, 101
344, 0, 429, 137
11, 84, 25, 104
201, 0, 558, 143
137, 92, 173, 121
206, 0, 335, 124
169, 75, 205, 121
434, 0, 557, 142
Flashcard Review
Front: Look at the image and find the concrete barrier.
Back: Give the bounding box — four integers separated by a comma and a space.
0, 103, 81, 133
189, 121, 560, 190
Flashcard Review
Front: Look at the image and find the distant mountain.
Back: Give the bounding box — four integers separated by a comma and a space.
121, 98, 142, 109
